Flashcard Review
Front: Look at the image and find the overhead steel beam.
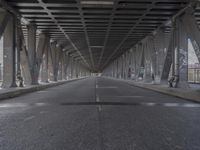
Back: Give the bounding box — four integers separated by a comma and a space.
102, 1, 197, 70
76, 0, 94, 69
98, 0, 119, 67
36, 0, 89, 68
101, 1, 158, 69
4, 0, 192, 71
0, 0, 30, 25
0, 0, 20, 18
0, 8, 10, 38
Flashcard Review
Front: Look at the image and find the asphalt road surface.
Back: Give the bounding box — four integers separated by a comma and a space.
0, 77, 200, 150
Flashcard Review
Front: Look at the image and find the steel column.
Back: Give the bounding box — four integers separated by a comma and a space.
2, 13, 17, 88
27, 23, 38, 84
174, 18, 189, 88
41, 37, 50, 83
0, 8, 9, 39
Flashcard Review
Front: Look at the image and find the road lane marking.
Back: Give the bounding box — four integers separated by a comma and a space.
0, 103, 28, 108
35, 103, 47, 106
95, 77, 99, 88
39, 111, 48, 114
95, 78, 102, 111
100, 96, 143, 98
96, 95, 102, 111
24, 116, 35, 122
96, 96, 100, 102
97, 86, 118, 89
35, 91, 48, 93
98, 105, 102, 111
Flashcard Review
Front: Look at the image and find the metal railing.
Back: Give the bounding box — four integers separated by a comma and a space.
188, 64, 200, 83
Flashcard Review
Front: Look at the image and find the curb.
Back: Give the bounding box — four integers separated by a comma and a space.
0, 78, 86, 101
127, 83, 200, 103
106, 77, 200, 103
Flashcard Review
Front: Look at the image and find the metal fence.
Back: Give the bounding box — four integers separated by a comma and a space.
188, 64, 200, 83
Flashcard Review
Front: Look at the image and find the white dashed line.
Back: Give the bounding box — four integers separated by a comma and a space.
95, 78, 102, 111
96, 96, 100, 102
98, 106, 102, 111
24, 116, 35, 122
97, 86, 117, 89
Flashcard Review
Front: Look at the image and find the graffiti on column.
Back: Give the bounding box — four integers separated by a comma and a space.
179, 49, 187, 66
179, 48, 188, 76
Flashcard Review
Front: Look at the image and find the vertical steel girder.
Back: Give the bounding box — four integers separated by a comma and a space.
2, 13, 17, 88
62, 53, 68, 80
0, 9, 10, 39
130, 48, 136, 80
48, 43, 53, 81
65, 54, 71, 79
143, 37, 154, 83
154, 29, 169, 83
50, 42, 59, 81
27, 23, 38, 84
41, 37, 50, 83
173, 17, 189, 88
56, 47, 63, 80
135, 44, 144, 81
34, 33, 48, 83
27, 24, 36, 71
16, 21, 32, 85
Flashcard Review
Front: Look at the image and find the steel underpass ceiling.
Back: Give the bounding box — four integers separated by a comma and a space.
6, 0, 190, 71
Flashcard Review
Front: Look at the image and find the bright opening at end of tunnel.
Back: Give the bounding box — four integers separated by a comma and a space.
188, 39, 199, 65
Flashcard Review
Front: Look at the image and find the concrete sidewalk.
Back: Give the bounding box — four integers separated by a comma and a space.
0, 78, 86, 101
107, 77, 200, 103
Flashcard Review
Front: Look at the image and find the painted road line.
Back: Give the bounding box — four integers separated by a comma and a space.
97, 86, 118, 89
24, 116, 35, 122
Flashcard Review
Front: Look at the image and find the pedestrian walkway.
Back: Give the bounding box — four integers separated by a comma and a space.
0, 78, 85, 101
108, 77, 200, 103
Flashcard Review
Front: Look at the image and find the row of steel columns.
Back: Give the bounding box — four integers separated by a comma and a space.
103, 7, 200, 88
0, 9, 89, 88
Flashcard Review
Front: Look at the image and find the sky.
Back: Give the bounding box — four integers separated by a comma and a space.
0, 38, 199, 66
188, 39, 199, 64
